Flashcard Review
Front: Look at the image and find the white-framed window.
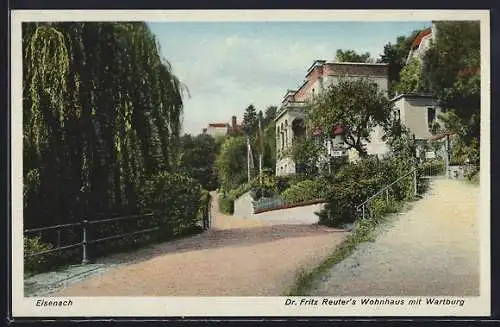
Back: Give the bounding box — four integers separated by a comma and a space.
427, 107, 436, 127
394, 109, 401, 121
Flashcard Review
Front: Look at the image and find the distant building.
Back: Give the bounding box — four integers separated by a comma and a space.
228, 115, 244, 135
206, 123, 229, 138
275, 60, 391, 176
203, 115, 243, 138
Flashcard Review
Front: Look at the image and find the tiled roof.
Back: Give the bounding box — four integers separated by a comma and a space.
428, 132, 456, 141
411, 28, 432, 50
208, 123, 229, 128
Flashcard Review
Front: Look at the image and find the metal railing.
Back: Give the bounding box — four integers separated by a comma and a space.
252, 196, 284, 212
24, 213, 156, 264
24, 195, 213, 264
355, 167, 418, 220
419, 160, 447, 178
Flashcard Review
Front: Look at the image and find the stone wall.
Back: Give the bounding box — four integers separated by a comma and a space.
233, 191, 324, 224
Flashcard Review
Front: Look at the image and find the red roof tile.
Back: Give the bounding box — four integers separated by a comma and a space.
208, 123, 229, 128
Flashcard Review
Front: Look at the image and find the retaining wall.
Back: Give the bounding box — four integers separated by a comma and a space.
233, 191, 324, 224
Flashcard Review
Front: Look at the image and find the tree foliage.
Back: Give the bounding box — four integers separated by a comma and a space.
215, 136, 249, 191
23, 22, 187, 232
241, 104, 258, 136
307, 78, 393, 157
393, 57, 423, 94
290, 136, 321, 177
178, 134, 219, 191
420, 21, 480, 164
262, 121, 277, 171
263, 105, 278, 126
335, 49, 372, 63
377, 29, 423, 96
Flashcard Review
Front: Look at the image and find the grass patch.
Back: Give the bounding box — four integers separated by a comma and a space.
284, 199, 413, 296
465, 170, 480, 186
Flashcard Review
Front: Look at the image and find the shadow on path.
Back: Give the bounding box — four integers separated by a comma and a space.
95, 223, 345, 266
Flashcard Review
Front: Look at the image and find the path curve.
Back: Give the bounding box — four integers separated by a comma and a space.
55, 192, 347, 296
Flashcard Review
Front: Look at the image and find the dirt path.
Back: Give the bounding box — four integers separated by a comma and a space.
313, 178, 480, 296
54, 192, 347, 296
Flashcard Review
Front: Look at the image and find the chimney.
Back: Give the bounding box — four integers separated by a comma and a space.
232, 116, 237, 129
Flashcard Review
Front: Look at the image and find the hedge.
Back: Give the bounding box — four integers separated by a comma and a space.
25, 172, 207, 275
280, 178, 329, 204
317, 158, 415, 227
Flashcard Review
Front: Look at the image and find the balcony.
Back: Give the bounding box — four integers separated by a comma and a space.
276, 100, 307, 118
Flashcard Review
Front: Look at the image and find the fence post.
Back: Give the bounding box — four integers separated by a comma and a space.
413, 169, 418, 196
81, 219, 89, 265
386, 189, 389, 205
362, 204, 365, 220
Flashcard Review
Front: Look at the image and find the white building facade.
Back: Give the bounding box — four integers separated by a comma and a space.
391, 93, 442, 140
406, 24, 436, 64
275, 61, 391, 176
206, 123, 229, 139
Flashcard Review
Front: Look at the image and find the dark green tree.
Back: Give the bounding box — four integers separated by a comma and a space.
263, 105, 278, 127
420, 21, 480, 166
241, 104, 258, 136
335, 49, 372, 63
215, 136, 249, 191
307, 78, 393, 158
23, 22, 187, 231
377, 29, 424, 96
178, 134, 219, 191
393, 57, 424, 94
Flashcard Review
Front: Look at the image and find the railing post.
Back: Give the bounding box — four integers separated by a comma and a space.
81, 219, 89, 265
413, 169, 418, 196
385, 189, 389, 205
362, 204, 365, 220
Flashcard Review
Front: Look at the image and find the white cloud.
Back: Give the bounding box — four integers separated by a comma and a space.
168, 34, 380, 134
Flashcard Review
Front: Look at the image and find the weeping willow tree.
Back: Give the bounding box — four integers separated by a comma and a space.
23, 22, 187, 231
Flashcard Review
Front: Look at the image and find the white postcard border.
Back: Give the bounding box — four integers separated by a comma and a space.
10, 9, 491, 317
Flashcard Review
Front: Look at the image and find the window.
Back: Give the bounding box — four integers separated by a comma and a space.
394, 110, 401, 121
427, 107, 436, 127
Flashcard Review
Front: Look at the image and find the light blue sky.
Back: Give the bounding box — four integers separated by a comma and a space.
147, 21, 431, 135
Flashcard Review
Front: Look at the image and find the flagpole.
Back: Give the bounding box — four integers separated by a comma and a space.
258, 119, 263, 185
247, 135, 251, 184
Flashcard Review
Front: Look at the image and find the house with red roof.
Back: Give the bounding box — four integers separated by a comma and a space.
406, 24, 435, 64
203, 115, 243, 138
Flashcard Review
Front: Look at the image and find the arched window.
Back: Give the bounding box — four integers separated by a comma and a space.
285, 120, 289, 148
280, 123, 285, 150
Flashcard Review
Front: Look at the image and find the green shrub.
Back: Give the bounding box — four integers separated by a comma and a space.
217, 179, 256, 216
24, 236, 53, 274
228, 180, 254, 200
197, 189, 212, 220
317, 158, 414, 227
250, 174, 279, 200
419, 159, 445, 176
138, 172, 202, 236
467, 168, 480, 184
276, 174, 308, 194
281, 178, 328, 204
367, 197, 391, 219
219, 195, 234, 214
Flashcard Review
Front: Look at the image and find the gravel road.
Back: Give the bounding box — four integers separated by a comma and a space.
53, 193, 347, 296
312, 178, 480, 296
